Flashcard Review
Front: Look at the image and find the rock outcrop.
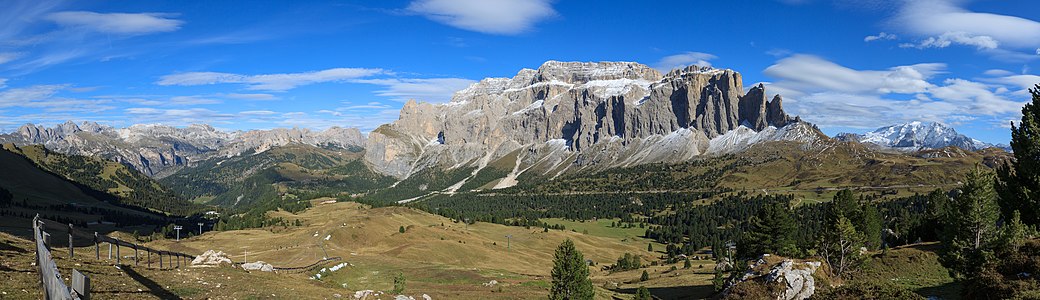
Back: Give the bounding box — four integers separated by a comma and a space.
241, 261, 274, 272
765, 260, 821, 300
192, 250, 233, 267
365, 61, 810, 180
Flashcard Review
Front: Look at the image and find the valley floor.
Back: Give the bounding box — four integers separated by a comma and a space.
1, 201, 719, 299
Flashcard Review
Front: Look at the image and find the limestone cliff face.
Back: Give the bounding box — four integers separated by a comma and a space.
365, 61, 802, 179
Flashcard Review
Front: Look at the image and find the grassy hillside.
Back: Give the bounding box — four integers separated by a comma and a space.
160, 144, 393, 212
2, 144, 200, 216
0, 145, 174, 238
0, 201, 719, 299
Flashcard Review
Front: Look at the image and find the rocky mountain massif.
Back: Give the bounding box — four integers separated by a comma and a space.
0, 121, 365, 177
365, 61, 819, 185
835, 121, 1000, 152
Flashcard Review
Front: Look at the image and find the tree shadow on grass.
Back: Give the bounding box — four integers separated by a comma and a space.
121, 266, 182, 300
612, 284, 715, 300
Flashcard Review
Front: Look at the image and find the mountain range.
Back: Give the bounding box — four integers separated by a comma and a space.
0, 61, 1008, 195
835, 121, 1004, 152
0, 121, 365, 177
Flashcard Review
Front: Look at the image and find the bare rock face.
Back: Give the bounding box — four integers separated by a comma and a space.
365, 61, 806, 180
0, 122, 365, 177
219, 127, 364, 156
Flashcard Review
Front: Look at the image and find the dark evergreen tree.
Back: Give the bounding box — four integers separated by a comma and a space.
550, 239, 594, 300
634, 286, 652, 300
737, 199, 796, 258
640, 270, 649, 282
939, 166, 1002, 279
997, 84, 1040, 225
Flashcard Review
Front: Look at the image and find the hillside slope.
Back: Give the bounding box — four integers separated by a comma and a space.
2, 144, 199, 216
160, 144, 393, 212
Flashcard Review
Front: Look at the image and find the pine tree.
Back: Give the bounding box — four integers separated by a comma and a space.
550, 239, 594, 300
399, 225, 406, 233
738, 200, 796, 258
939, 166, 1002, 278
818, 215, 864, 278
640, 270, 649, 282
683, 257, 691, 269
634, 286, 652, 300
997, 84, 1040, 225
647, 243, 653, 252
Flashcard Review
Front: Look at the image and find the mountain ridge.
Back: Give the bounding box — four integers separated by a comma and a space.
835, 121, 1004, 152
364, 61, 807, 184
0, 121, 366, 177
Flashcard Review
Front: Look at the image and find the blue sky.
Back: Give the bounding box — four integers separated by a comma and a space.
0, 0, 1038, 144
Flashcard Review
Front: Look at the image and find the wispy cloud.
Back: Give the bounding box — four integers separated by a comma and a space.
763, 54, 1025, 129
157, 68, 389, 91
889, 0, 1040, 56
354, 78, 476, 102
0, 52, 24, 65
45, 11, 183, 35
863, 32, 896, 42
0, 85, 66, 108
899, 31, 999, 50
406, 0, 557, 35
763, 54, 943, 95
223, 93, 278, 101
654, 52, 717, 72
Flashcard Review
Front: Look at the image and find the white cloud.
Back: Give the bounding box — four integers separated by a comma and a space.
45, 11, 183, 35
763, 54, 943, 95
157, 68, 388, 91
354, 78, 476, 102
406, 0, 556, 35
893, 1, 1040, 49
764, 54, 1026, 129
864, 32, 897, 42
928, 78, 1023, 115
983, 69, 1014, 76
655, 52, 717, 72
0, 78, 6, 89
901, 31, 999, 50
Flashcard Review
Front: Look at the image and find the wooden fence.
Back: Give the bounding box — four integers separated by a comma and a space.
32, 214, 86, 299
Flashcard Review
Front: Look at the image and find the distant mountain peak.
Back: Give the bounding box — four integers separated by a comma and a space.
836, 121, 996, 151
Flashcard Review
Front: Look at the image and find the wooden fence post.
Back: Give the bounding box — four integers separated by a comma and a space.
115, 242, 120, 265
68, 224, 73, 259
107, 243, 111, 260
134, 245, 139, 266
72, 269, 90, 300
148, 250, 151, 268
159, 252, 163, 269
94, 232, 99, 260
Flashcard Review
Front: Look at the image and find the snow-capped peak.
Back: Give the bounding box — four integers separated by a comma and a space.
839, 121, 996, 151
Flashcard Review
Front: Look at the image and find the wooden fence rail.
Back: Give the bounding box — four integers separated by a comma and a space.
33, 214, 85, 300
